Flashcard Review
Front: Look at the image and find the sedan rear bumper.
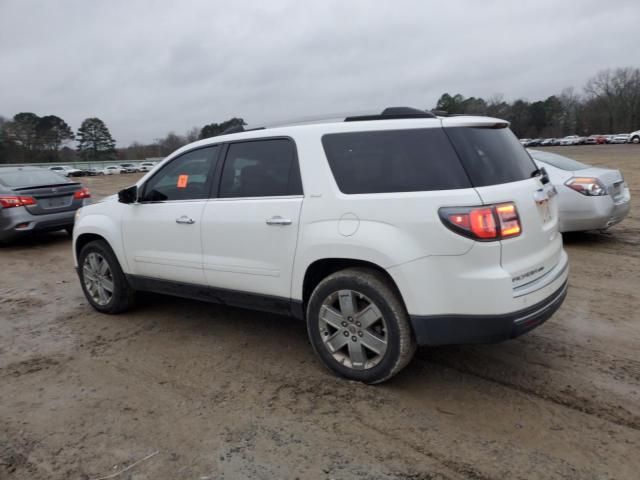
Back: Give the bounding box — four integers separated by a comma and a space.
0, 207, 77, 241
559, 190, 630, 232
410, 280, 568, 346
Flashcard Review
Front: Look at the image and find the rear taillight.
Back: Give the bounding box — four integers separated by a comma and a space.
439, 202, 522, 241
565, 177, 606, 196
0, 195, 37, 209
74, 187, 91, 199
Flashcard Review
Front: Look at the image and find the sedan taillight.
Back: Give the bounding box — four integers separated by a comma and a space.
74, 187, 91, 199
439, 202, 522, 241
0, 195, 37, 208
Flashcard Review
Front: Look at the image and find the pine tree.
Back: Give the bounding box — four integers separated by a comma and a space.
36, 115, 75, 153
76, 117, 116, 161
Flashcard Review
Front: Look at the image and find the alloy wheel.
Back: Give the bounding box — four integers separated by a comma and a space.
83, 252, 114, 306
318, 289, 388, 370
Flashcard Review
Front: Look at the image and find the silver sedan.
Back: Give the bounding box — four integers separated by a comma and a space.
528, 149, 630, 232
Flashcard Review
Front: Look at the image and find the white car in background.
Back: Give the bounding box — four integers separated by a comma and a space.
611, 133, 630, 144
49, 165, 83, 177
138, 162, 157, 172
528, 149, 630, 232
102, 166, 124, 175
559, 135, 580, 146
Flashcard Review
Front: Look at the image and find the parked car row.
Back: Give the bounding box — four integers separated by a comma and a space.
47, 162, 159, 177
520, 130, 640, 147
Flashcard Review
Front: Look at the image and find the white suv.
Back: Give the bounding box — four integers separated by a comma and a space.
73, 107, 569, 383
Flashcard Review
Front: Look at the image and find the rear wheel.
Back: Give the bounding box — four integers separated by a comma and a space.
632, 136, 640, 144
78, 240, 135, 313
306, 268, 416, 384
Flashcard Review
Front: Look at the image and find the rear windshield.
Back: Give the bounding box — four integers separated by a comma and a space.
444, 127, 538, 187
528, 150, 589, 171
0, 169, 68, 188
321, 128, 471, 194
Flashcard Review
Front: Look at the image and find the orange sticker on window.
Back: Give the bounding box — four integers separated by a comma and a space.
177, 175, 188, 188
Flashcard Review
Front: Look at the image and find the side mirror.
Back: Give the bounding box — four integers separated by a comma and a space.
118, 185, 138, 204
539, 167, 550, 185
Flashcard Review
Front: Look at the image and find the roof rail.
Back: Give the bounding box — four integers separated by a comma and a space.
220, 124, 245, 135
220, 107, 438, 135
344, 107, 436, 122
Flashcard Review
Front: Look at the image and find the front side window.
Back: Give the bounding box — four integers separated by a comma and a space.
219, 139, 302, 198
140, 146, 219, 202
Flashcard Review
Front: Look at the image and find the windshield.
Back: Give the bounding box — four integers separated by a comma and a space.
0, 169, 69, 188
528, 150, 590, 171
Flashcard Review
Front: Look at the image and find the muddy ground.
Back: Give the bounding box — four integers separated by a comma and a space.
1, 145, 639, 479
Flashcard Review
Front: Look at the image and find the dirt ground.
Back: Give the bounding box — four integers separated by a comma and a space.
1, 145, 639, 479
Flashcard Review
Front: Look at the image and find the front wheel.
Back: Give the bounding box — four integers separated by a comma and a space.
306, 268, 416, 384
78, 240, 135, 313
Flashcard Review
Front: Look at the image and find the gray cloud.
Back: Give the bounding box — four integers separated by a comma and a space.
1, 0, 639, 146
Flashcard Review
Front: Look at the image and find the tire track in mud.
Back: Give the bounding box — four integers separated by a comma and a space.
354, 418, 496, 480
0, 355, 68, 379
522, 334, 640, 386
419, 349, 640, 431
263, 381, 493, 480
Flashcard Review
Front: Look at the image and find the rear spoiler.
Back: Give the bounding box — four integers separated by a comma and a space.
13, 182, 81, 191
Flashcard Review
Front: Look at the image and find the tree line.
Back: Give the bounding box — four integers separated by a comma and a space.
432, 67, 640, 138
2, 66, 638, 164
0, 115, 117, 164
120, 117, 246, 160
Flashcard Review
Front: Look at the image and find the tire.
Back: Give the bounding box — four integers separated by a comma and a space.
306, 267, 416, 384
78, 240, 135, 314
632, 136, 640, 144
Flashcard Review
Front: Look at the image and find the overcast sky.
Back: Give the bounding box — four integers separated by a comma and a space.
1, 0, 639, 146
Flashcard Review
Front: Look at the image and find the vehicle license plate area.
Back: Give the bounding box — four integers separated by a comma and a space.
42, 196, 72, 209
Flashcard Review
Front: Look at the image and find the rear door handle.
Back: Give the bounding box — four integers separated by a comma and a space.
266, 216, 292, 226
176, 215, 195, 225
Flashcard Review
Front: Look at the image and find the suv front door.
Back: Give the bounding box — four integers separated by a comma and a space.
201, 138, 303, 300
121, 146, 219, 285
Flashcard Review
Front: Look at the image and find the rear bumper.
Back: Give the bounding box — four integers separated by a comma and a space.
0, 207, 77, 241
559, 189, 630, 232
410, 280, 568, 346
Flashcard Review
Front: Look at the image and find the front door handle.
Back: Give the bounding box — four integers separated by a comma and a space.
266, 216, 292, 226
176, 215, 195, 225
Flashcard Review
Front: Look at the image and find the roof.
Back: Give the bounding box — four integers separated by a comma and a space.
165, 107, 510, 160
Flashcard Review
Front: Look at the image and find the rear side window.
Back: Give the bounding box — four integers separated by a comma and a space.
445, 127, 537, 187
322, 129, 471, 194
219, 139, 302, 198
528, 150, 589, 171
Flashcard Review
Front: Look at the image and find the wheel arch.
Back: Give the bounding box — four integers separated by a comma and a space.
300, 258, 407, 317
75, 233, 108, 260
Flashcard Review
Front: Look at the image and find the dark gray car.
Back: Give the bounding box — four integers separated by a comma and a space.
0, 166, 91, 243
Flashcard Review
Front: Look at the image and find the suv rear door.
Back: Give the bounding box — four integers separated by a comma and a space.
444, 123, 563, 293
200, 138, 303, 301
